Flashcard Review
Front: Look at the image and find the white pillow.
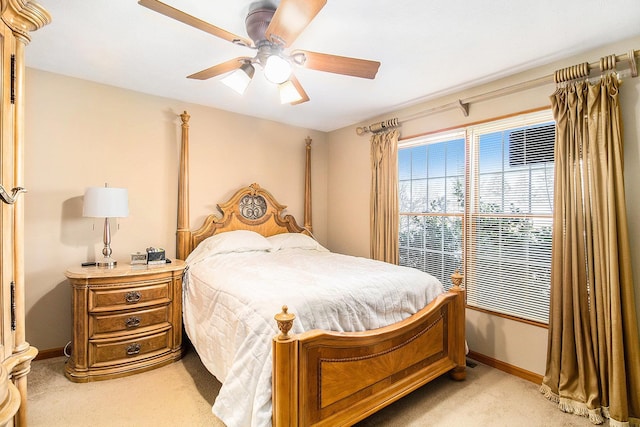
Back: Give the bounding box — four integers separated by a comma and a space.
186, 230, 272, 265
201, 230, 273, 254
267, 233, 329, 252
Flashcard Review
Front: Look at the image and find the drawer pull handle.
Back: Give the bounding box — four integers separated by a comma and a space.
125, 291, 141, 303
125, 316, 141, 328
126, 343, 141, 356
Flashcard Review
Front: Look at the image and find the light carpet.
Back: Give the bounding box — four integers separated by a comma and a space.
27, 347, 596, 426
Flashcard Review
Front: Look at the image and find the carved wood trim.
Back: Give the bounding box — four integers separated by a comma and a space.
2, 0, 51, 43
189, 183, 308, 253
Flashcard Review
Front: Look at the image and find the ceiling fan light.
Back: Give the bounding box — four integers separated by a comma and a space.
278, 80, 303, 104
221, 62, 255, 94
264, 54, 291, 84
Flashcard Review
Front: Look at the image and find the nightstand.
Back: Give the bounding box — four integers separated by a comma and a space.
64, 260, 186, 382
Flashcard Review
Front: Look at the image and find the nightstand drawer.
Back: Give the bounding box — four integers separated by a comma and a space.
89, 305, 170, 338
89, 326, 172, 368
89, 281, 170, 312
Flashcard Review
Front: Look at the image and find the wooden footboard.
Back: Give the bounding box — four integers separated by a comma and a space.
273, 274, 466, 426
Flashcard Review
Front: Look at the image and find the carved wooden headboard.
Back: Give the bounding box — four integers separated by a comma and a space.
175, 111, 313, 260
185, 183, 309, 259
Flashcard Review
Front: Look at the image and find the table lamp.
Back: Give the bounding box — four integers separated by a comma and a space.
83, 184, 129, 267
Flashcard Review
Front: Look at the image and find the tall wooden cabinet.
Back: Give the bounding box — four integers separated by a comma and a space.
0, 1, 50, 425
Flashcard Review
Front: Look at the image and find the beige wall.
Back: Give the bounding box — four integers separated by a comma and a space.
24, 69, 328, 350
326, 35, 640, 375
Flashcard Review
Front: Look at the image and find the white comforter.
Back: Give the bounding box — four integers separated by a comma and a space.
183, 232, 444, 427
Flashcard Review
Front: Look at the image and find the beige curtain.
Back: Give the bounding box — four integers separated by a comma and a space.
370, 129, 399, 263
541, 75, 640, 426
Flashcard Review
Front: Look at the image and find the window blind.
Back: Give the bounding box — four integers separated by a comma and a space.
399, 131, 465, 289
466, 110, 554, 323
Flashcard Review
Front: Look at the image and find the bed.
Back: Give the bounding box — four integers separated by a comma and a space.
175, 111, 466, 426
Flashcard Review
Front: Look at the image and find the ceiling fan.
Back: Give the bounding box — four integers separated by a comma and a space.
138, 0, 381, 105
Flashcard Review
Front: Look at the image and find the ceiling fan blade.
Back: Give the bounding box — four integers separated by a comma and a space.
138, 0, 253, 47
287, 74, 309, 105
187, 57, 252, 80
265, 0, 326, 47
293, 50, 381, 79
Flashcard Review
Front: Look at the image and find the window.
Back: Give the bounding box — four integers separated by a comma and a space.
399, 110, 554, 324
399, 131, 465, 290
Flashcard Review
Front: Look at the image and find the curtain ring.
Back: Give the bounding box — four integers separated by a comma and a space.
554, 62, 589, 84
599, 54, 617, 72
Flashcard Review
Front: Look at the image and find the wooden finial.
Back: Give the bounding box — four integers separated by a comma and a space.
180, 111, 190, 125
451, 270, 464, 289
274, 305, 296, 340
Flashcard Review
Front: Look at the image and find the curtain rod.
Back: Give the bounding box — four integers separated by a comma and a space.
356, 49, 638, 136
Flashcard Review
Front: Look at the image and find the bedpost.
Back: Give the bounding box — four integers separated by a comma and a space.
449, 270, 467, 381
304, 136, 312, 233
176, 111, 191, 260
273, 306, 299, 426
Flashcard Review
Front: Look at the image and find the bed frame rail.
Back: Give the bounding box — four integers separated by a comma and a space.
273, 273, 466, 426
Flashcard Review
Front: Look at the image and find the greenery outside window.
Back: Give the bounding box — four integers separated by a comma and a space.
399, 130, 465, 290
398, 110, 554, 324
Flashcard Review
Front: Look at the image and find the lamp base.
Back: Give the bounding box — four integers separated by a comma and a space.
96, 257, 117, 268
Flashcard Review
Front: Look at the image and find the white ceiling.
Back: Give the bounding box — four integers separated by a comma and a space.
25, 0, 640, 132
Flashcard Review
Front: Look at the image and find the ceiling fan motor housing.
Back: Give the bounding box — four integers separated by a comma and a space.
246, 1, 276, 44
